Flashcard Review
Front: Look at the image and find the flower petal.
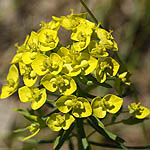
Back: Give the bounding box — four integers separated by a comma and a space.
72, 97, 92, 118
31, 88, 47, 110
63, 114, 75, 130
56, 95, 76, 113
32, 54, 49, 76
41, 74, 58, 92
104, 94, 123, 114
18, 86, 33, 103
91, 97, 107, 118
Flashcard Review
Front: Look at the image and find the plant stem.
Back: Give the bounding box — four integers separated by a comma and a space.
141, 122, 147, 146
89, 141, 150, 149
76, 119, 91, 150
87, 129, 96, 138
37, 139, 150, 149
79, 0, 98, 25
105, 120, 122, 127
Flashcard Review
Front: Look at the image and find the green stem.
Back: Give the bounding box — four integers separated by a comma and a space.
141, 122, 147, 146
37, 140, 150, 149
76, 82, 96, 99
76, 119, 91, 150
79, 0, 98, 25
120, 110, 129, 114
68, 138, 74, 150
105, 120, 123, 127
89, 141, 150, 149
54, 124, 75, 150
87, 129, 96, 138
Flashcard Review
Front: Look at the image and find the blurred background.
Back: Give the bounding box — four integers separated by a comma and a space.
0, 0, 150, 149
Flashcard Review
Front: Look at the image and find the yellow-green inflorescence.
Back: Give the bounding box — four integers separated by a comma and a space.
128, 102, 150, 119
1, 10, 149, 140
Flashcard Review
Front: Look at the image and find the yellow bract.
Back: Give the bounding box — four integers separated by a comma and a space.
47, 53, 63, 75
115, 71, 131, 95
0, 65, 19, 99
32, 53, 63, 76
96, 57, 120, 83
19, 62, 38, 87
31, 54, 49, 75
128, 102, 150, 119
52, 9, 87, 30
18, 86, 47, 110
95, 28, 118, 51
58, 47, 97, 76
22, 51, 38, 65
41, 74, 77, 95
58, 47, 81, 76
91, 94, 123, 118
38, 29, 59, 51
26, 31, 39, 51
46, 113, 75, 131
40, 19, 60, 31
76, 52, 98, 75
71, 21, 95, 51
56, 95, 92, 118
11, 32, 39, 65
88, 40, 109, 57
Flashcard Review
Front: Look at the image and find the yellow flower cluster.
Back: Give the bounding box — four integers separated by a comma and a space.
46, 94, 123, 131
0, 10, 119, 107
0, 10, 149, 138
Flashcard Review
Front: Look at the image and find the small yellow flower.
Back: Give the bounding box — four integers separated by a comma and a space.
18, 86, 47, 110
40, 19, 60, 31
115, 71, 131, 95
58, 47, 97, 76
56, 95, 92, 118
91, 94, 123, 118
96, 57, 120, 83
75, 52, 98, 75
41, 74, 77, 95
19, 62, 38, 87
52, 9, 87, 30
1, 65, 19, 99
38, 29, 59, 51
88, 40, 109, 57
11, 35, 30, 64
46, 113, 75, 131
22, 123, 40, 141
11, 32, 39, 65
26, 31, 39, 52
128, 102, 150, 119
32, 53, 63, 76
71, 22, 95, 51
57, 47, 81, 76
95, 28, 118, 51
22, 51, 38, 65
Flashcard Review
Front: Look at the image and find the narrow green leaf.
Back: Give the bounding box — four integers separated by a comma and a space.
88, 115, 125, 144
13, 108, 38, 122
13, 127, 28, 133
122, 116, 147, 125
23, 138, 40, 144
